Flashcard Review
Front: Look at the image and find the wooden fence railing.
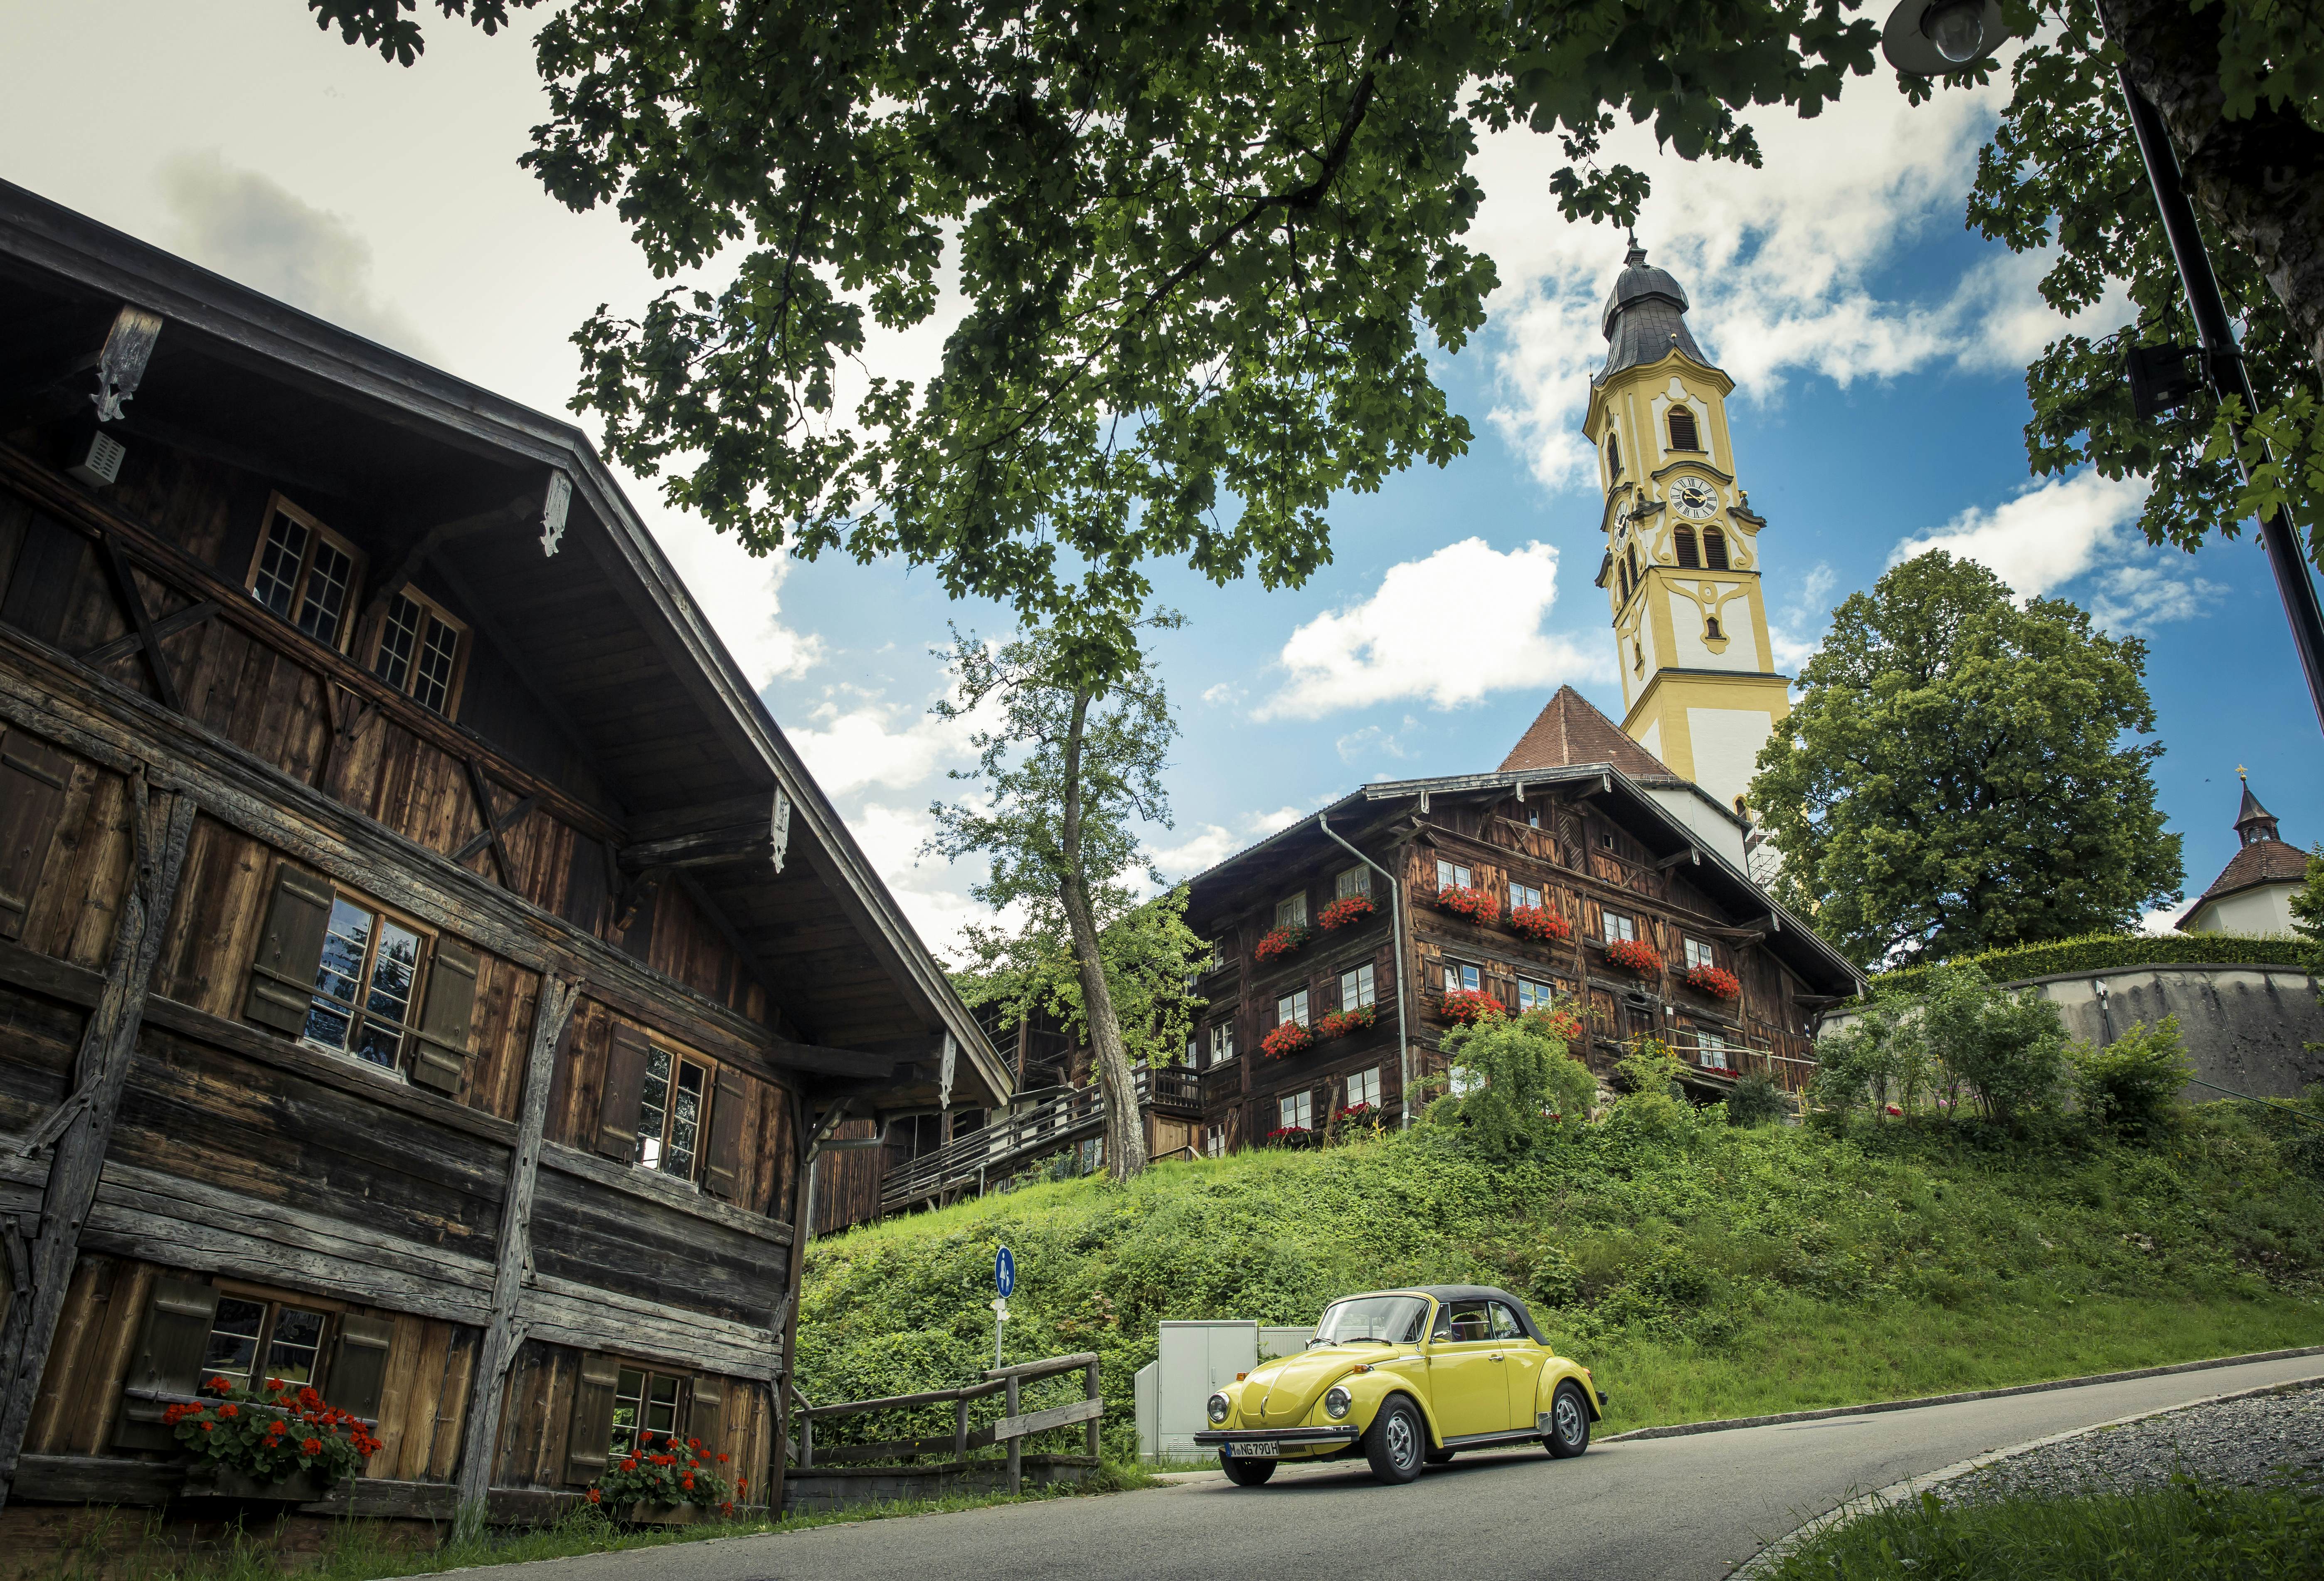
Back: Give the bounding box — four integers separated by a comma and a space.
791, 1351, 1102, 1495
880, 1067, 1199, 1212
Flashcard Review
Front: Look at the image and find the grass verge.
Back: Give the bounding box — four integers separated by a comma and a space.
1762, 1481, 2324, 1580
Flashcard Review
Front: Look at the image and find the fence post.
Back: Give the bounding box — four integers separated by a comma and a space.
1006, 1375, 1021, 1495
954, 1394, 969, 1461
800, 1412, 813, 1469
1083, 1359, 1101, 1460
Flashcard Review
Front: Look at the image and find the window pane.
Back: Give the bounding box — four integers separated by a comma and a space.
252, 515, 308, 619
265, 1307, 327, 1388
202, 1297, 266, 1391
646, 1374, 681, 1435
375, 596, 421, 691
1607, 914, 1636, 943
1336, 867, 1368, 899
1518, 978, 1548, 1012
1443, 962, 1481, 993
636, 1047, 672, 1169
612, 1367, 646, 1455
665, 1062, 706, 1180
1274, 893, 1307, 929
413, 613, 459, 714
367, 922, 421, 1024
1290, 990, 1309, 1026
306, 898, 372, 1050
1348, 1067, 1380, 1108
1490, 1302, 1524, 1340
298, 538, 355, 647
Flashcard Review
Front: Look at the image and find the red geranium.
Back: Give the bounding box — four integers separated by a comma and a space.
165, 1378, 379, 1483
1254, 925, 1310, 963
1439, 988, 1503, 1026
1510, 905, 1572, 944
1523, 1006, 1587, 1045
1316, 1004, 1378, 1039
1259, 1020, 1314, 1059
1264, 1125, 1315, 1149
1685, 964, 1742, 1000
1604, 937, 1661, 974
595, 1431, 734, 1511
1317, 895, 1375, 930
1433, 885, 1493, 922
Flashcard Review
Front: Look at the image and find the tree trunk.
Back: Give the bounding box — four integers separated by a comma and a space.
2100, 0, 2324, 374
1056, 690, 1147, 1183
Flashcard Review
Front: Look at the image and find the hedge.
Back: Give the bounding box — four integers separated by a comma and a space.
1866, 930, 2319, 999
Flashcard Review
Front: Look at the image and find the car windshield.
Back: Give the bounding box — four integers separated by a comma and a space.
1311, 1295, 1428, 1347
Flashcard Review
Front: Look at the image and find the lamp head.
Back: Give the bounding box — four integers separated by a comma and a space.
1882, 0, 2005, 76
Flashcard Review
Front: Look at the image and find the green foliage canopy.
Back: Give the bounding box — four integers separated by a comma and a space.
1755, 552, 2182, 970
1817, 963, 2071, 1126
1429, 1005, 1599, 1159
952, 885, 1208, 1070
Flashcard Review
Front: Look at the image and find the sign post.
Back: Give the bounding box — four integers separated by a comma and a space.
993, 1246, 1015, 1369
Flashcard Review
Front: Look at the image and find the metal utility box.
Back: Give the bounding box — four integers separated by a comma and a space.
1259, 1325, 1314, 1360
1150, 1320, 1260, 1459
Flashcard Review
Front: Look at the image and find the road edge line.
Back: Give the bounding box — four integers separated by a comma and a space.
1599, 1343, 2324, 1443
1724, 1371, 2324, 1580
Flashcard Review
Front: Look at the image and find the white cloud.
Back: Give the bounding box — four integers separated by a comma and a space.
1257, 538, 1605, 719
1150, 824, 1247, 880
651, 519, 826, 686
2089, 561, 2227, 633
2138, 905, 2182, 937
1201, 681, 1246, 707
1335, 722, 1413, 765
788, 693, 977, 797
1892, 471, 2150, 598
1768, 562, 1838, 675
157, 152, 434, 358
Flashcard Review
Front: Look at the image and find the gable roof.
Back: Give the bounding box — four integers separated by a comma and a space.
2179, 839, 2311, 928
1500, 684, 1672, 779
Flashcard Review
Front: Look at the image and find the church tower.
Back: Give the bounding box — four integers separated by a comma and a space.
1585, 243, 1792, 814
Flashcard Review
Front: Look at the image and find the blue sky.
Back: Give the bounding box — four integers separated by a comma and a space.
4, 1, 2315, 955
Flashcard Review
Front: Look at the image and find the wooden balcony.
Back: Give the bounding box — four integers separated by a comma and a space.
878, 1066, 1199, 1214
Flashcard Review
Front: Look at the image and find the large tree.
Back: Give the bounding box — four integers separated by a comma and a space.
924, 619, 1183, 1179
1752, 551, 2183, 969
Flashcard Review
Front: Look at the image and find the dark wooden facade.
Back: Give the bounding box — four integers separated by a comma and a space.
1182, 768, 1862, 1147
0, 183, 1007, 1531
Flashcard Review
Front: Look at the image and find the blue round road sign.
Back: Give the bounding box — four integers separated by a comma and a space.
995, 1246, 1016, 1298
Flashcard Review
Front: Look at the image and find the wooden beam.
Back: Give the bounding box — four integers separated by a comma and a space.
451, 790, 539, 866
620, 792, 789, 874
461, 758, 517, 889
76, 598, 218, 670
0, 779, 195, 1513
1656, 848, 1700, 871
91, 306, 164, 422
92, 538, 180, 712
454, 974, 581, 1534
365, 492, 537, 623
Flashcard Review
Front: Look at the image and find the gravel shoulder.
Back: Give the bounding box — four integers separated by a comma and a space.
1947, 1379, 2324, 1502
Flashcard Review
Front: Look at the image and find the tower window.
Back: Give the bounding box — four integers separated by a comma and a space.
1703, 526, 1730, 570
1673, 525, 1700, 568
1704, 615, 1724, 641
1619, 561, 1633, 602
1633, 639, 1644, 673
1607, 432, 1622, 478
1667, 407, 1700, 452
1627, 545, 1641, 587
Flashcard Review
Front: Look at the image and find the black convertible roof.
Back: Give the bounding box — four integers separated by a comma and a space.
1341, 1285, 1550, 1345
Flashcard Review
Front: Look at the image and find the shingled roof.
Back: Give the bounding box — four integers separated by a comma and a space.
1500, 685, 1673, 780
2177, 773, 2311, 930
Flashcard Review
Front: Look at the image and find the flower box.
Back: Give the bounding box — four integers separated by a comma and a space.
1254, 925, 1310, 964
163, 1377, 382, 1490
1509, 905, 1571, 944
1264, 1125, 1315, 1149
1684, 964, 1741, 1000
180, 1466, 335, 1502
1438, 988, 1503, 1026
591, 1431, 735, 1519
1523, 1006, 1586, 1045
1604, 938, 1661, 974
1317, 1004, 1378, 1039
620, 1501, 705, 1526
1433, 885, 1494, 922
1317, 895, 1375, 930
1259, 1020, 1314, 1059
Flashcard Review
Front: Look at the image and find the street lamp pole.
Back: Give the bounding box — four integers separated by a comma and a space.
2115, 67, 2324, 733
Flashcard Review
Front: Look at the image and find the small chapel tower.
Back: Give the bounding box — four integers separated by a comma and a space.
1586, 243, 1792, 813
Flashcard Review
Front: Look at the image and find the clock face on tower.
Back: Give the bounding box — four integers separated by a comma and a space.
1670, 476, 1718, 520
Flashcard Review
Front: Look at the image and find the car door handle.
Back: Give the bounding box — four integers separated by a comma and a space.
1490, 1353, 1504, 1361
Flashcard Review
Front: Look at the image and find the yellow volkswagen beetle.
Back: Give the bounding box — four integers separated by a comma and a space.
1191, 1285, 1606, 1485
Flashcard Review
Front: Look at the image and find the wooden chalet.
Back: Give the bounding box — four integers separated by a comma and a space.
1179, 693, 1862, 1151
0, 181, 1009, 1533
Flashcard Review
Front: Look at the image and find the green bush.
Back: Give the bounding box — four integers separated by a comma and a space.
1726, 1072, 1789, 1127
1868, 930, 2317, 999
1818, 965, 2066, 1125
1428, 1003, 1598, 1159
2068, 1017, 2194, 1140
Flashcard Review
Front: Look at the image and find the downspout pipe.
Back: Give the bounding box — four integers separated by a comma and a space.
1317, 813, 1412, 1129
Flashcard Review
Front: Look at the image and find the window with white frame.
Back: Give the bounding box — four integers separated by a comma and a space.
636, 1046, 710, 1181
1698, 1029, 1730, 1072
1278, 1091, 1313, 1131
1442, 960, 1481, 994
1346, 1066, 1381, 1110
1684, 937, 1715, 970
1517, 977, 1555, 1013
1436, 858, 1473, 890
247, 495, 362, 652
1334, 866, 1370, 900
1210, 1022, 1236, 1063
1276, 989, 1310, 1029
1511, 880, 1544, 911
1275, 893, 1309, 929
1205, 1122, 1225, 1158
1339, 963, 1375, 1011
1604, 913, 1637, 943
306, 895, 429, 1073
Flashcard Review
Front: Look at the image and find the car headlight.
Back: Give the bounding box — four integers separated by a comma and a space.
1324, 1385, 1352, 1420
1207, 1391, 1230, 1424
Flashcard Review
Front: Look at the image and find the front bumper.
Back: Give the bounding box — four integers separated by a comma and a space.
1192, 1427, 1363, 1448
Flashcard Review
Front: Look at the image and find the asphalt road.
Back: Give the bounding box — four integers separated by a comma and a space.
476, 1355, 2324, 1581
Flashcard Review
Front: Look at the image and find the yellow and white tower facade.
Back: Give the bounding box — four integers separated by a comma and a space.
1586, 244, 1790, 815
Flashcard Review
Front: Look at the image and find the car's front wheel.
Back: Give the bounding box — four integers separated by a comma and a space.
1220, 1453, 1277, 1486
1365, 1396, 1426, 1484
1543, 1381, 1592, 1459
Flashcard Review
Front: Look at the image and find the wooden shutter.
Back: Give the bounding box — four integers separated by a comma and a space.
409, 936, 480, 1095
0, 732, 71, 942
688, 1375, 725, 1457
702, 1067, 749, 1204
594, 1024, 652, 1160
245, 865, 335, 1035
323, 1312, 396, 1424
115, 1277, 221, 1450
563, 1352, 621, 1485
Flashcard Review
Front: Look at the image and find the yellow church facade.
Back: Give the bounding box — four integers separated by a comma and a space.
1585, 244, 1791, 814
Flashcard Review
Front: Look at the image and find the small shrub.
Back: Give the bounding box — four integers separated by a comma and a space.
1439, 987, 1503, 1026
1510, 904, 1572, 943
1528, 1243, 1585, 1309
1316, 1004, 1377, 1039
1726, 1072, 1789, 1127
1434, 884, 1494, 922
2068, 1016, 2193, 1140
593, 1431, 735, 1512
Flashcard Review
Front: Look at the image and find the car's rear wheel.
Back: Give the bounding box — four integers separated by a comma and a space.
1220, 1453, 1277, 1486
1365, 1396, 1426, 1484
1543, 1382, 1591, 1459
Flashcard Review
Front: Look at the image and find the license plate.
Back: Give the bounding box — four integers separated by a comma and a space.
1230, 1441, 1279, 1458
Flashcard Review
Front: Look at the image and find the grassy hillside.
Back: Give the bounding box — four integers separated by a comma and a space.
796, 1105, 2324, 1457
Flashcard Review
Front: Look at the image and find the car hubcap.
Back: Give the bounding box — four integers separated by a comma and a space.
1555, 1396, 1582, 1442
1387, 1413, 1417, 1467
